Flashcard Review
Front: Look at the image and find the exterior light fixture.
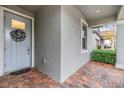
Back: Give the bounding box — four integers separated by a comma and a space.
96, 9, 101, 13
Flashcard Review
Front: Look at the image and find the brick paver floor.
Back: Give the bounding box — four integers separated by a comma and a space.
0, 61, 124, 88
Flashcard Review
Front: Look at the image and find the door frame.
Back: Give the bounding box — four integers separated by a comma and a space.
0, 6, 35, 75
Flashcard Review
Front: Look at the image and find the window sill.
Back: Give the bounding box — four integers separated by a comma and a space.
81, 50, 89, 54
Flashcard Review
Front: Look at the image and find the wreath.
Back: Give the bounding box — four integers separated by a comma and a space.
10, 29, 26, 42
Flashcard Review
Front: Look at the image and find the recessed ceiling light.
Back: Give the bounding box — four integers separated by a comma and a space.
96, 10, 101, 13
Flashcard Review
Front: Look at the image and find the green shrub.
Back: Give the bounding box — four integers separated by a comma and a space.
97, 45, 101, 49
91, 49, 116, 65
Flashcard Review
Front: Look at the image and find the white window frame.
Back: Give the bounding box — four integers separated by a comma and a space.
81, 18, 88, 54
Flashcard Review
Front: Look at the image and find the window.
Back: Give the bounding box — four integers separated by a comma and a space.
81, 18, 88, 53
11, 19, 25, 30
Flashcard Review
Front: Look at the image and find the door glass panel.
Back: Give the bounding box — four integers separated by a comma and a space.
11, 19, 25, 30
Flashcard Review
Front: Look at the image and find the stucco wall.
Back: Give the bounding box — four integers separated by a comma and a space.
0, 7, 4, 76
35, 6, 61, 82
35, 5, 97, 82
116, 22, 124, 67
61, 5, 91, 82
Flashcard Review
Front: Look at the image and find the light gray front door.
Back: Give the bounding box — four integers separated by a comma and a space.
4, 11, 32, 73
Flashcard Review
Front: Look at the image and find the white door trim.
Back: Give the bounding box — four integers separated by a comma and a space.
0, 6, 35, 76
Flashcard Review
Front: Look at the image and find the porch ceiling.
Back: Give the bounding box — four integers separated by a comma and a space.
17, 5, 45, 13
78, 5, 121, 21
17, 5, 121, 26
18, 5, 121, 19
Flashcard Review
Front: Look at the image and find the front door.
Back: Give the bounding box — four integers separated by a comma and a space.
4, 11, 32, 73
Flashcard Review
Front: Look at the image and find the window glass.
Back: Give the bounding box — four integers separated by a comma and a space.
11, 19, 25, 30
81, 19, 87, 51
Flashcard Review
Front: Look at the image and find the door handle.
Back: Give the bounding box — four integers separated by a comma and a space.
27, 49, 29, 55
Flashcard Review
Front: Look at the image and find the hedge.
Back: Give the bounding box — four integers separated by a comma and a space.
91, 49, 116, 65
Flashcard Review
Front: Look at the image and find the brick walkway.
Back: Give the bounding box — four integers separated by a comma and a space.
0, 61, 124, 88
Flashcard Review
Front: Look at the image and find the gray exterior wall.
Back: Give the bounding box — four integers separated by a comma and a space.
35, 6, 61, 82
61, 6, 93, 82
35, 5, 97, 82
116, 23, 124, 66
0, 7, 4, 76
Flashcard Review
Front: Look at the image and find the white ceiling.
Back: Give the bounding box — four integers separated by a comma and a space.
78, 5, 121, 21
17, 5, 44, 13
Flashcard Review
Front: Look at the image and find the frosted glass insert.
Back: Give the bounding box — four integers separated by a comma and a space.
11, 19, 25, 30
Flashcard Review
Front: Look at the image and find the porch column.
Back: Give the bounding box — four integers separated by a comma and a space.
0, 6, 4, 76
116, 20, 124, 69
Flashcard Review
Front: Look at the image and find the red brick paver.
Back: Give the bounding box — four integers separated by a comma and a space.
0, 61, 124, 88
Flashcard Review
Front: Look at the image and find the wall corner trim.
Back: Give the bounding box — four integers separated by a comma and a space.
115, 63, 124, 69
